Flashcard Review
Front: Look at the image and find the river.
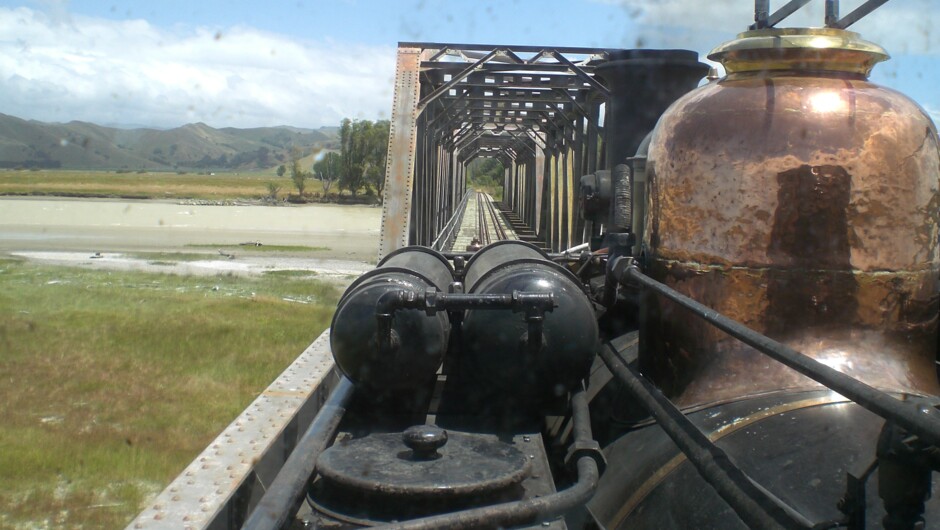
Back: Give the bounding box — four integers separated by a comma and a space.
0, 197, 382, 262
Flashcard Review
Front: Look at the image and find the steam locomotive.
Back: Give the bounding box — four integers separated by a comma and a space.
230, 5, 940, 530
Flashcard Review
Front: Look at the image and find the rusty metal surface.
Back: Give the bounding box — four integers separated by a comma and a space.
379, 47, 422, 261
642, 41, 940, 408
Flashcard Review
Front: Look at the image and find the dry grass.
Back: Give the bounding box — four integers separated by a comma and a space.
0, 257, 340, 528
0, 169, 328, 201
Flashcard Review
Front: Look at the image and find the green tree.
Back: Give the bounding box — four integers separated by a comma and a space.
467, 158, 505, 200
365, 120, 390, 197
289, 147, 309, 197
338, 118, 390, 198
339, 118, 366, 196
276, 164, 286, 177
266, 182, 281, 200
314, 151, 341, 194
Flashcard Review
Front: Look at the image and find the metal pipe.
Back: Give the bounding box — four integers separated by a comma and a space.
241, 377, 356, 530
598, 345, 813, 529
441, 251, 474, 260
611, 258, 940, 445
376, 289, 555, 319
570, 383, 594, 444
375, 288, 555, 357
375, 289, 423, 354
376, 388, 600, 530
563, 242, 590, 255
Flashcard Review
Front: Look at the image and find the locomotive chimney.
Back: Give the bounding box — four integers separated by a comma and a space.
592, 51, 708, 234
593, 50, 709, 170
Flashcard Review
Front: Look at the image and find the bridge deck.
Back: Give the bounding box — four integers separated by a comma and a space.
449, 191, 517, 252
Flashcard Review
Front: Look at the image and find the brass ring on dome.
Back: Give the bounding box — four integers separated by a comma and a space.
708, 28, 888, 76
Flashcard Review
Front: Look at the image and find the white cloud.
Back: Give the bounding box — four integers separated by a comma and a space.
596, 0, 939, 57
924, 104, 940, 128
0, 6, 396, 128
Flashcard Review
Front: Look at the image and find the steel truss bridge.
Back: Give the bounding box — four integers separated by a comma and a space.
381, 42, 655, 258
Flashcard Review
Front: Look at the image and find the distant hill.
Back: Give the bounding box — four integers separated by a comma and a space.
0, 113, 339, 171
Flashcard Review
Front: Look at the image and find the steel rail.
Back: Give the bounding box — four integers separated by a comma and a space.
610, 258, 940, 445
375, 387, 600, 530
431, 190, 473, 251
477, 192, 490, 245
481, 193, 508, 243
598, 344, 816, 530
240, 377, 355, 530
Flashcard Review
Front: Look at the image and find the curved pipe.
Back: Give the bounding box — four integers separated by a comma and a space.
376, 388, 600, 530
241, 377, 355, 530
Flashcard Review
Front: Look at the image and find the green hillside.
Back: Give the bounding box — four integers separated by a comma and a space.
0, 113, 336, 171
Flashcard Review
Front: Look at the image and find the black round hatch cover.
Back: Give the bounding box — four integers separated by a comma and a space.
316, 428, 531, 499
308, 428, 532, 524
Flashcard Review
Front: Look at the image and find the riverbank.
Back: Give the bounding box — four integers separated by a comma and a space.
0, 169, 285, 201
0, 194, 384, 528
0, 196, 382, 263
0, 169, 384, 205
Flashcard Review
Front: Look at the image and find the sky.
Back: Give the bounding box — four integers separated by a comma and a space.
0, 0, 937, 129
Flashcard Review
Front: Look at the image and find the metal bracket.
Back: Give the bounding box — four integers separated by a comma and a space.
565, 438, 607, 475
749, 0, 890, 29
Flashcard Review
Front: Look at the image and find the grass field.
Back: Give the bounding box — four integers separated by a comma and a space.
0, 169, 329, 201
0, 257, 341, 529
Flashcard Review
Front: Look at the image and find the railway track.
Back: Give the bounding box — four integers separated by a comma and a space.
476, 191, 507, 245
448, 191, 514, 252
